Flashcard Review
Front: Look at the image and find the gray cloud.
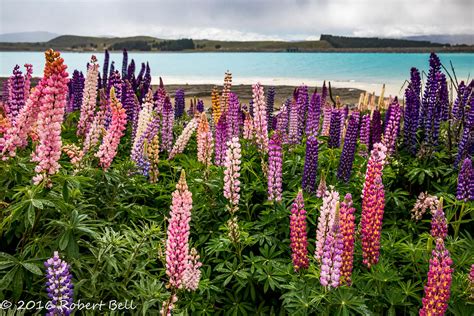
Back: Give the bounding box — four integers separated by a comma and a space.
1, 0, 472, 40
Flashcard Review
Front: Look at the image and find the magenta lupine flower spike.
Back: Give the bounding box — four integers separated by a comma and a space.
268, 132, 283, 202
224, 136, 242, 214
419, 238, 453, 316
77, 56, 99, 137
320, 202, 344, 288
382, 98, 402, 156
31, 50, 69, 187
252, 83, 269, 153
339, 193, 356, 286
165, 170, 193, 289
430, 197, 448, 240
469, 264, 474, 300
290, 191, 309, 271
360, 142, 387, 268
95, 87, 127, 170
315, 186, 340, 261
44, 251, 74, 316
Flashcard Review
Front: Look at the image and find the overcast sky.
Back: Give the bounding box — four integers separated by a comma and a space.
1, 0, 473, 40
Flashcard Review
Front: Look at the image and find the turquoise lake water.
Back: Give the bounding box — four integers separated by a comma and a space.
0, 51, 472, 95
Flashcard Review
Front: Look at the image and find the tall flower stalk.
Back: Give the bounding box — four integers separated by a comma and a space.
382, 98, 402, 156
252, 83, 269, 153
161, 96, 175, 152
77, 56, 99, 137
315, 186, 339, 261
302, 135, 319, 193
339, 194, 356, 286
320, 203, 344, 288
168, 117, 198, 160
224, 136, 242, 214
95, 87, 127, 170
360, 143, 387, 268
31, 50, 69, 186
267, 132, 283, 202
44, 251, 74, 316
337, 113, 359, 182
290, 191, 309, 271
328, 109, 342, 148
197, 113, 214, 167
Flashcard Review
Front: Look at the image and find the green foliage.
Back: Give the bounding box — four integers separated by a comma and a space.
0, 116, 473, 315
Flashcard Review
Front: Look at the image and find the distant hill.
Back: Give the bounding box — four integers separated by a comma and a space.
0, 32, 59, 42
320, 34, 446, 48
405, 34, 474, 46
0, 34, 472, 53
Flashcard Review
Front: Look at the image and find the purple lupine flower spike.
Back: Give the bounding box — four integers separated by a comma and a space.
337, 113, 359, 182
457, 158, 474, 201
44, 251, 74, 316
306, 90, 321, 136
403, 68, 421, 155
174, 89, 185, 119
359, 113, 371, 156
102, 49, 109, 88
121, 49, 128, 78
197, 99, 204, 113
266, 86, 275, 131
227, 92, 241, 140
6, 65, 25, 121
328, 109, 342, 148
370, 109, 382, 149
302, 135, 319, 193
161, 96, 174, 152
215, 112, 228, 166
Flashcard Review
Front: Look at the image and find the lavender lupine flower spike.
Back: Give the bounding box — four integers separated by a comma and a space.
6, 65, 25, 121
121, 49, 128, 78
455, 93, 473, 167
161, 96, 174, 152
227, 92, 241, 140
359, 114, 370, 156
302, 135, 319, 193
337, 113, 359, 182
44, 251, 74, 316
267, 132, 283, 202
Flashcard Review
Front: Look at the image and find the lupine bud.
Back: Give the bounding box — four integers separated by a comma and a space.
224, 137, 241, 213
315, 186, 339, 261
290, 191, 309, 271
339, 194, 356, 286
419, 238, 453, 316
267, 132, 283, 202
147, 134, 160, 183
227, 216, 240, 244
360, 143, 387, 268
337, 113, 359, 182
302, 135, 318, 193
165, 170, 193, 289
44, 251, 74, 316
456, 158, 474, 202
